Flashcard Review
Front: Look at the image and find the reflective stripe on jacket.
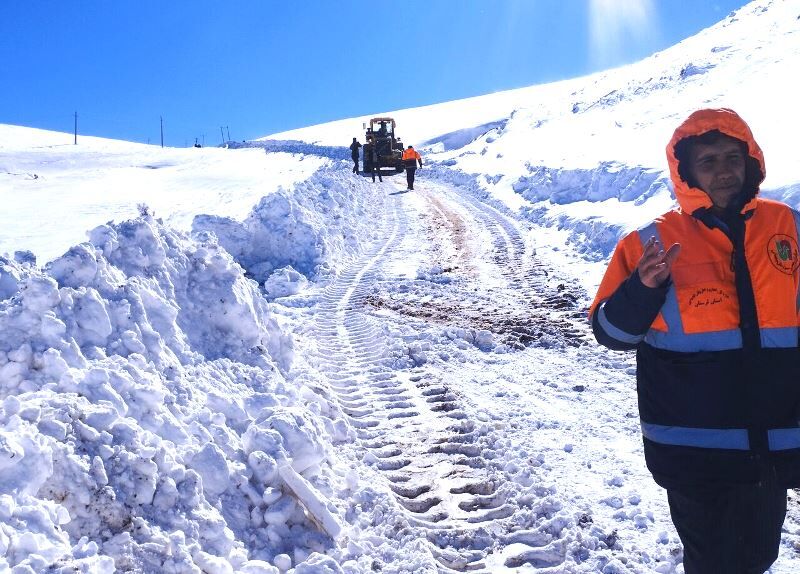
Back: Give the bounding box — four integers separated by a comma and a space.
594, 201, 800, 352
590, 109, 800, 488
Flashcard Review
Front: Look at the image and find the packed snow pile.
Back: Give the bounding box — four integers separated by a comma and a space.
0, 212, 357, 572
193, 166, 383, 284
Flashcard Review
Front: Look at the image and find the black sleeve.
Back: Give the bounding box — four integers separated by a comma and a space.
592, 269, 669, 351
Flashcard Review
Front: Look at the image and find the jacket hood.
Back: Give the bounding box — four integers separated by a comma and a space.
666, 108, 766, 215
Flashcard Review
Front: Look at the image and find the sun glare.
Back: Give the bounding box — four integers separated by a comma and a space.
588, 0, 656, 69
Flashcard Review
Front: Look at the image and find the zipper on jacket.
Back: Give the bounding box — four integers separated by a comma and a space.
729, 215, 761, 351
699, 209, 771, 472
694, 209, 761, 350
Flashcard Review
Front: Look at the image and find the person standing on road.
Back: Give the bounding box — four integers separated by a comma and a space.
590, 108, 800, 574
350, 137, 362, 173
370, 145, 382, 183
402, 145, 422, 190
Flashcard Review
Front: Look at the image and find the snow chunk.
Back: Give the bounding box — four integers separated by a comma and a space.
263, 266, 308, 299
188, 443, 230, 498
244, 407, 327, 475
292, 553, 344, 574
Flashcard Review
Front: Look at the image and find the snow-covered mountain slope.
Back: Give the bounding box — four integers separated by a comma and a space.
269, 1, 799, 177
267, 0, 800, 264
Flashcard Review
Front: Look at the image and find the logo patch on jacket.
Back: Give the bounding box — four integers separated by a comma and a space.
768, 234, 800, 274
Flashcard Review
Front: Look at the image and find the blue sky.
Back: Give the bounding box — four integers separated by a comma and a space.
2, 1, 748, 147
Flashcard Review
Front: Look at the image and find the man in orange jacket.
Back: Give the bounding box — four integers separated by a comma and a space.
402, 145, 423, 190
590, 108, 800, 574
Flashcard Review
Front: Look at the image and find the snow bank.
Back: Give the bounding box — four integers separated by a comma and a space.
228, 140, 349, 163
421, 161, 671, 261
0, 214, 353, 572
193, 165, 384, 284
419, 120, 508, 153
512, 162, 668, 206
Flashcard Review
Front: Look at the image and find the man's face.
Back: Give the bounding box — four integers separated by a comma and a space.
687, 136, 747, 209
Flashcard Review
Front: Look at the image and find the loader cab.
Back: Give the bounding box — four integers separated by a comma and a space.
363, 117, 405, 173
365, 118, 396, 142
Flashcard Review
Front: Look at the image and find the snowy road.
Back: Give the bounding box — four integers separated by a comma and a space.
284, 170, 800, 573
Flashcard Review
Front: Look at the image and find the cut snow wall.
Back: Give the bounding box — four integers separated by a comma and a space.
193, 164, 383, 284
425, 162, 672, 261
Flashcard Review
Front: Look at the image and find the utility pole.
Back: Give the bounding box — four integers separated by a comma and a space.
74, 111, 78, 145
160, 116, 164, 148
220, 126, 225, 145
226, 126, 230, 141
202, 134, 205, 147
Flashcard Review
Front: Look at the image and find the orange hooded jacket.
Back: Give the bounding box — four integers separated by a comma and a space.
591, 109, 800, 348
590, 108, 800, 488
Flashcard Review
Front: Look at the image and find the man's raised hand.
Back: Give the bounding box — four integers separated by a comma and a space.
637, 236, 681, 288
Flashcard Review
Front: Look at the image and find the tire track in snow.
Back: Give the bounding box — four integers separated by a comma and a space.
363, 181, 591, 352
393, 182, 594, 570
310, 189, 523, 572
432, 182, 590, 345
